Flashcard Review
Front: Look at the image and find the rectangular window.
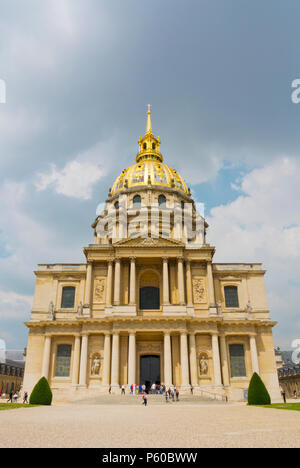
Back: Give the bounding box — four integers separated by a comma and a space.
229, 344, 246, 378
61, 287, 76, 309
224, 286, 239, 308
55, 344, 72, 377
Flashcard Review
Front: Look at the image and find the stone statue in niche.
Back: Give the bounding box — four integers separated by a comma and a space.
77, 301, 83, 316
199, 355, 209, 375
94, 278, 105, 302
48, 301, 56, 321
91, 355, 101, 376
193, 278, 206, 303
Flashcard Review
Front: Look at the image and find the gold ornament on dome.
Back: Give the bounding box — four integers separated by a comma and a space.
110, 107, 189, 196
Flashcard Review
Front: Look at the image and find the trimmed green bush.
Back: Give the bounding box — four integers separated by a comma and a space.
29, 377, 52, 406
248, 372, 271, 406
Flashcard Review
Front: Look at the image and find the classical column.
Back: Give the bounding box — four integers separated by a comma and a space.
250, 335, 260, 375
113, 258, 121, 306
180, 332, 190, 387
164, 332, 172, 386
185, 260, 193, 306
111, 333, 120, 388
207, 262, 217, 314
129, 257, 136, 305
72, 335, 81, 386
102, 333, 111, 386
162, 257, 170, 305
219, 334, 230, 387
84, 262, 93, 306
105, 260, 113, 307
211, 333, 222, 387
177, 257, 185, 305
128, 333, 136, 385
79, 334, 89, 386
41, 335, 51, 379
189, 333, 198, 386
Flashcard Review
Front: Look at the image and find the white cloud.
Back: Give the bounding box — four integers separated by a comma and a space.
0, 290, 32, 320
35, 160, 105, 200
35, 138, 119, 200
207, 157, 300, 347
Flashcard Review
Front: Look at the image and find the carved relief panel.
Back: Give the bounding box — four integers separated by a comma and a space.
192, 277, 207, 304
93, 277, 106, 303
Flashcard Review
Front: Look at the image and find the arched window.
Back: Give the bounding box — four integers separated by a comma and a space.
55, 344, 72, 377
61, 286, 76, 309
229, 344, 246, 378
152, 143, 156, 150
114, 201, 119, 210
139, 270, 160, 310
158, 194, 166, 207
143, 143, 147, 150
133, 195, 141, 208
224, 286, 239, 308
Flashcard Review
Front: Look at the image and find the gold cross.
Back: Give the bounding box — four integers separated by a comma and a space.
147, 104, 152, 113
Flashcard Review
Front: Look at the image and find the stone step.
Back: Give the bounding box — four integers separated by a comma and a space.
73, 393, 226, 406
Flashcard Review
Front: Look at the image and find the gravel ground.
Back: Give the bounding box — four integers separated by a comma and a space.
0, 401, 299, 448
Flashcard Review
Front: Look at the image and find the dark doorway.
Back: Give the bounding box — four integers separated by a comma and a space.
140, 355, 160, 392
140, 286, 160, 310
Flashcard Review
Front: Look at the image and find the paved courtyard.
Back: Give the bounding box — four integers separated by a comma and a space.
1, 396, 300, 448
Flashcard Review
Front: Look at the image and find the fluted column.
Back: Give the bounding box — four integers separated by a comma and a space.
42, 334, 51, 379
164, 332, 172, 386
72, 334, 81, 386
177, 257, 185, 305
79, 334, 89, 386
111, 333, 120, 388
129, 257, 136, 305
189, 333, 198, 386
128, 333, 136, 385
113, 258, 121, 306
105, 261, 113, 307
250, 335, 260, 375
219, 334, 230, 386
185, 260, 193, 306
102, 333, 111, 386
84, 263, 93, 306
162, 257, 170, 305
180, 332, 190, 387
211, 333, 222, 387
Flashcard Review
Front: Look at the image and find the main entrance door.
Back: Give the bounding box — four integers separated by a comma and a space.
140, 355, 160, 392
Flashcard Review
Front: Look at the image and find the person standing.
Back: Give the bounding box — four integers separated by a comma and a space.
142, 394, 148, 406
282, 390, 286, 403
121, 385, 125, 395
190, 385, 194, 395
23, 392, 28, 404
176, 389, 179, 401
13, 392, 18, 402
7, 391, 13, 403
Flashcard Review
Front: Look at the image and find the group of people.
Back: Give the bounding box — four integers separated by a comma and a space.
0, 391, 29, 404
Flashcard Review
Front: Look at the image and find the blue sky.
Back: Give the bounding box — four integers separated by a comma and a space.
0, 0, 300, 349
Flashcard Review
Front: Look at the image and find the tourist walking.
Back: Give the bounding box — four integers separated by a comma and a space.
282, 390, 286, 403
142, 394, 148, 406
190, 385, 194, 395
121, 385, 125, 395
7, 391, 13, 403
165, 391, 168, 402
13, 392, 18, 402
23, 392, 28, 404
176, 389, 179, 401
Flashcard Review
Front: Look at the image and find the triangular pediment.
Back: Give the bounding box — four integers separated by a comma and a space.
113, 236, 185, 248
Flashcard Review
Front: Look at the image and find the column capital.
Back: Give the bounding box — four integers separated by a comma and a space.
114, 257, 121, 263
177, 256, 184, 262
80, 332, 89, 337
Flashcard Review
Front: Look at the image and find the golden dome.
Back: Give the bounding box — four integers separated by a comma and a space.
111, 160, 189, 195
111, 106, 189, 196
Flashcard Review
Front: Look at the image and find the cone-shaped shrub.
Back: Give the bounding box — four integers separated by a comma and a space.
248, 372, 271, 405
29, 377, 52, 405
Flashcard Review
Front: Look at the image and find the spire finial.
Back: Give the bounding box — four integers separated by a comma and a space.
146, 104, 152, 133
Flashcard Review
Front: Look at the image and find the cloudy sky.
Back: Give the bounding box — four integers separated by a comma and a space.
0, 0, 299, 349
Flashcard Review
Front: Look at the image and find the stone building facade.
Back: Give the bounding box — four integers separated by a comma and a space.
23, 109, 281, 402
0, 360, 25, 395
